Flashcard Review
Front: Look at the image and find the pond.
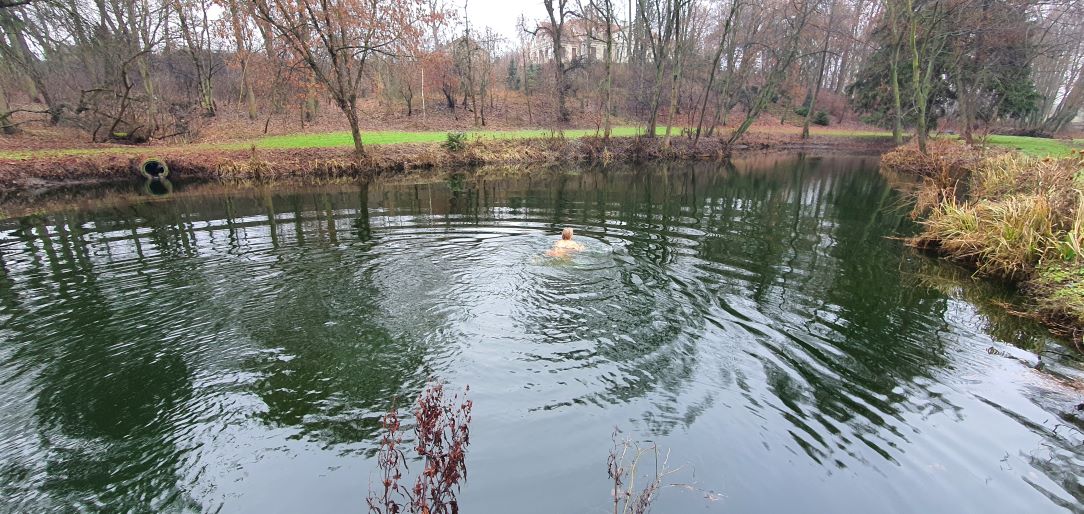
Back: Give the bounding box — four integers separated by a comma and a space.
1, 155, 1082, 513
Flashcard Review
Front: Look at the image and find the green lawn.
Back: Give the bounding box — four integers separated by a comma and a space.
982, 134, 1083, 157
249, 126, 653, 150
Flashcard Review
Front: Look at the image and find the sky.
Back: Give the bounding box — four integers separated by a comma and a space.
461, 0, 547, 45
459, 0, 634, 49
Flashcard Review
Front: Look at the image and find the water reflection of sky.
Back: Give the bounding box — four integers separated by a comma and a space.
0, 156, 1082, 513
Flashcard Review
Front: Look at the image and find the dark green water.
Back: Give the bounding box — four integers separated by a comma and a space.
1, 155, 1082, 513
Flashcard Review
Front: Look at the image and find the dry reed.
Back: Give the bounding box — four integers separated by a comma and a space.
900, 145, 1084, 347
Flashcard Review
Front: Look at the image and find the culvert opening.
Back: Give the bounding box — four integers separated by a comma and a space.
140, 158, 170, 179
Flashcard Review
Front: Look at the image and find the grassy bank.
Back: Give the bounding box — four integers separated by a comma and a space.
0, 135, 733, 191
0, 126, 651, 161
0, 129, 896, 191
0, 125, 897, 161
883, 141, 1084, 348
982, 135, 1084, 157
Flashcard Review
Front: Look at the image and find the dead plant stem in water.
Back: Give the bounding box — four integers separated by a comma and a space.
608, 428, 677, 514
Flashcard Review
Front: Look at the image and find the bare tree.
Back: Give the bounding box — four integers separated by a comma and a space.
727, 0, 819, 145
801, 0, 836, 139
516, 14, 535, 124
693, 0, 740, 144
583, 0, 617, 139
638, 0, 680, 137
174, 0, 220, 116
662, 0, 692, 145
537, 0, 578, 123
224, 0, 259, 120
249, 0, 423, 159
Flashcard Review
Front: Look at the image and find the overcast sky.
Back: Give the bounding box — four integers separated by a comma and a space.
462, 0, 547, 45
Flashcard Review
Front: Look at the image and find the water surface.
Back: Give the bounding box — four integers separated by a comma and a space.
1, 155, 1082, 513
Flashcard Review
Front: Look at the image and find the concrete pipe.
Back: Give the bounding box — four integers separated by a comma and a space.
140, 158, 170, 180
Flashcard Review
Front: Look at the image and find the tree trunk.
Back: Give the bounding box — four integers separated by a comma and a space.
646, 64, 665, 137
0, 80, 17, 134
908, 0, 927, 154
602, 2, 614, 140
834, 45, 851, 94
252, 0, 284, 114
663, 1, 685, 146
227, 0, 258, 120
889, 21, 904, 144
694, 0, 738, 144
174, 0, 215, 116
958, 75, 974, 144
543, 0, 571, 123
802, 0, 834, 140
1043, 71, 1084, 134
479, 69, 487, 127
343, 98, 366, 161
641, 0, 674, 138
0, 10, 58, 123
522, 50, 533, 124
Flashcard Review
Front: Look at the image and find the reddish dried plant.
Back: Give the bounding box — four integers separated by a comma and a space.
369, 383, 473, 514
370, 403, 408, 514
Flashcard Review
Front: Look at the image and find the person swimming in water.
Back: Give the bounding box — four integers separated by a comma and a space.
546, 227, 585, 257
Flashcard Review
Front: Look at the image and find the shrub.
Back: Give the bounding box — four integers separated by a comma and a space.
1004, 128, 1054, 139
880, 139, 985, 179
812, 111, 830, 126
793, 106, 809, 117
443, 132, 468, 152
911, 150, 1084, 276
860, 113, 896, 127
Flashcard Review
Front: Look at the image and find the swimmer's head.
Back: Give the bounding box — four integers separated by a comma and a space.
562, 227, 574, 240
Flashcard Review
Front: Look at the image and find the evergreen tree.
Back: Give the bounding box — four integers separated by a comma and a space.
848, 0, 1040, 140
506, 59, 521, 90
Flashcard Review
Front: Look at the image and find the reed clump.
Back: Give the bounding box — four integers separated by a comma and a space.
919, 194, 1057, 278
904, 146, 1084, 346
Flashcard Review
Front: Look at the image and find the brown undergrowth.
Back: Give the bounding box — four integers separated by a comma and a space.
884, 141, 1084, 349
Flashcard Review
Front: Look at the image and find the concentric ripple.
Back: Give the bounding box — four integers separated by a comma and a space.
1, 155, 1082, 513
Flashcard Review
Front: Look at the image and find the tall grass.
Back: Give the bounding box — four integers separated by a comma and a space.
925, 195, 1055, 278
904, 147, 1084, 343
918, 151, 1083, 276
1057, 189, 1084, 261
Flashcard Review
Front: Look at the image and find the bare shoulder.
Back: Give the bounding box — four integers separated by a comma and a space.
555, 240, 585, 249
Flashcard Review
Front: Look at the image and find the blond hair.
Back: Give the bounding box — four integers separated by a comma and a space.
561, 227, 574, 240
